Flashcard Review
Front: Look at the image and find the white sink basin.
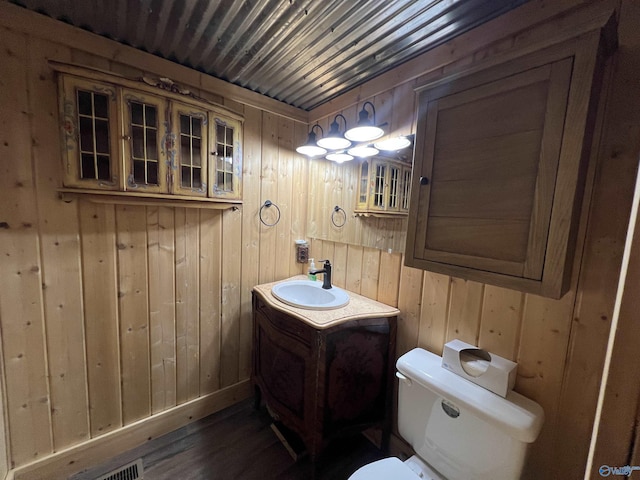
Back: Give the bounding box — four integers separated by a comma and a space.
271, 280, 350, 310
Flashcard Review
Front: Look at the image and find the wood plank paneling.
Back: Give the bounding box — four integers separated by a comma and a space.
116, 206, 151, 424
361, 247, 381, 300
332, 243, 348, 289
175, 209, 200, 403
79, 201, 121, 436
446, 279, 485, 345
396, 262, 423, 358
478, 286, 524, 360
28, 36, 90, 450
258, 112, 278, 284
377, 251, 402, 307
238, 106, 262, 381
0, 28, 53, 466
199, 210, 222, 394
345, 245, 364, 294
417, 271, 451, 356
221, 208, 242, 387
147, 207, 177, 413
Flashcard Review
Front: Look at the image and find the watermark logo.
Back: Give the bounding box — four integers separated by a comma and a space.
600, 465, 640, 477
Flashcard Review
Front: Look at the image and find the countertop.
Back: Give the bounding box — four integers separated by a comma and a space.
252, 275, 400, 329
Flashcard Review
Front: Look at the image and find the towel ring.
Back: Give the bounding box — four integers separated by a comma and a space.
259, 200, 281, 227
331, 205, 347, 228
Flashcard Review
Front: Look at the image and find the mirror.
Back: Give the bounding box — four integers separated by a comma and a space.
306, 147, 413, 253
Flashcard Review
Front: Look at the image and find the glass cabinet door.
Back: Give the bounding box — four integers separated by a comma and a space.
371, 160, 387, 211
209, 113, 242, 199
171, 103, 208, 197
356, 159, 370, 211
400, 166, 412, 212
60, 76, 120, 189
122, 90, 168, 193
387, 165, 401, 212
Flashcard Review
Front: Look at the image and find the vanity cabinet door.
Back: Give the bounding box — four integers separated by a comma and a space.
323, 324, 392, 435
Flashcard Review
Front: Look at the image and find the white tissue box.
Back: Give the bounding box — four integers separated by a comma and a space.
441, 339, 517, 397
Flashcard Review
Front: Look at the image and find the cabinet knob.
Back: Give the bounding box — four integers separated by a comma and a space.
419, 176, 429, 185
122, 135, 131, 141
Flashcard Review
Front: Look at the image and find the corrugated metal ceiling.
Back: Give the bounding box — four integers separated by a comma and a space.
13, 0, 527, 110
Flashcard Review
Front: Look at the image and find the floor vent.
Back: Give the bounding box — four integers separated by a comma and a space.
94, 459, 143, 480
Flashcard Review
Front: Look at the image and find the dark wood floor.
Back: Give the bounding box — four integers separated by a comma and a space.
71, 399, 386, 480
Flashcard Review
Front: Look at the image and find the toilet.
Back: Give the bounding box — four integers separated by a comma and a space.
349, 348, 544, 480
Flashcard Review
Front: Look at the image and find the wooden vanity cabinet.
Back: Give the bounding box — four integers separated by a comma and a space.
405, 26, 614, 299
251, 292, 397, 461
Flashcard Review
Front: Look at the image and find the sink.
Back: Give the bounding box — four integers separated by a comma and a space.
271, 280, 350, 310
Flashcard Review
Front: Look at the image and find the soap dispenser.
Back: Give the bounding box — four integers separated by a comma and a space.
308, 258, 317, 281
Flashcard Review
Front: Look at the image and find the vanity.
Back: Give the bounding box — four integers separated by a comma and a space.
251, 276, 399, 462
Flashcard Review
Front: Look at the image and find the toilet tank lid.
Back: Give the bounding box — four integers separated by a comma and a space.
397, 348, 544, 443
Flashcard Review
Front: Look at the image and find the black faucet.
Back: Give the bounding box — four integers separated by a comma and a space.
310, 259, 332, 289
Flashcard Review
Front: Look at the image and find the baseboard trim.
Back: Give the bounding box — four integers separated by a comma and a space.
10, 380, 252, 480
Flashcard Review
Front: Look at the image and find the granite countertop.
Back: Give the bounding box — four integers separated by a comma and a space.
252, 275, 400, 329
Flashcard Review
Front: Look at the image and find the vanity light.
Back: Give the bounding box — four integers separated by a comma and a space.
347, 145, 379, 158
344, 101, 384, 142
374, 135, 412, 151
296, 124, 327, 157
326, 152, 354, 163
317, 114, 351, 150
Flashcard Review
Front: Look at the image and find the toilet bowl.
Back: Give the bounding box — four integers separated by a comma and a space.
350, 455, 442, 480
348, 348, 544, 480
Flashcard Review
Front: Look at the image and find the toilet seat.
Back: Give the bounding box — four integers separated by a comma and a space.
349, 458, 418, 480
349, 456, 443, 480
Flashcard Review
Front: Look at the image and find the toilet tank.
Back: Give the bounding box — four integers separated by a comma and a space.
396, 348, 544, 480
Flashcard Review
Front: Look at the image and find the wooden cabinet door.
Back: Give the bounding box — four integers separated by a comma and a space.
122, 89, 169, 193
209, 112, 243, 200
170, 102, 208, 197
406, 31, 607, 298
411, 60, 572, 278
59, 76, 121, 189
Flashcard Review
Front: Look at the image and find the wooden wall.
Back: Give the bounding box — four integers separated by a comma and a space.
308, 1, 640, 479
0, 3, 308, 478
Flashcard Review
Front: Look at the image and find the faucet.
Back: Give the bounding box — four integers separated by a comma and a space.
310, 259, 332, 289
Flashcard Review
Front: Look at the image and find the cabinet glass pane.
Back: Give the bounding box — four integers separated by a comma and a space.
79, 117, 93, 152
147, 161, 158, 185
97, 155, 110, 180
131, 102, 143, 125
94, 94, 108, 118
177, 113, 204, 190
95, 119, 109, 154
81, 153, 95, 179
389, 167, 399, 208
193, 167, 202, 188
214, 121, 235, 193
76, 89, 112, 181
78, 91, 92, 116
402, 169, 411, 210
359, 161, 369, 204
374, 164, 386, 207
129, 100, 159, 185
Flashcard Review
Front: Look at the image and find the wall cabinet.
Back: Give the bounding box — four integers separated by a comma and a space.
405, 29, 612, 298
57, 65, 243, 203
355, 157, 412, 217
251, 292, 396, 461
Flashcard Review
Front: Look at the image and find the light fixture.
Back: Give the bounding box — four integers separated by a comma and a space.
348, 145, 379, 158
296, 124, 327, 157
344, 101, 385, 142
326, 152, 354, 163
375, 135, 412, 151
317, 114, 351, 150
